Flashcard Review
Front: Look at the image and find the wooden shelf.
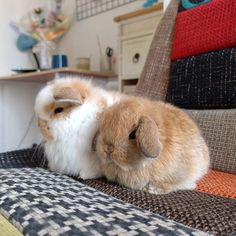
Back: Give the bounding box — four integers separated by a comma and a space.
114, 2, 163, 22
0, 68, 117, 83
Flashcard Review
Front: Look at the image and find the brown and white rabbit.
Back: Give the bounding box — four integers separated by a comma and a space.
95, 97, 210, 194
34, 77, 121, 179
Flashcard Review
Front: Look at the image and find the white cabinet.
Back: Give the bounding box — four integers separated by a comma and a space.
114, 3, 163, 94
121, 34, 153, 79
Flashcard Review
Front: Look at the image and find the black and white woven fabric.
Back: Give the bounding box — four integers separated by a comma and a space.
0, 167, 208, 236
166, 47, 236, 109
0, 147, 46, 169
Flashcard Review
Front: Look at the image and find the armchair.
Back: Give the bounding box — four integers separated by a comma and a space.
0, 0, 235, 235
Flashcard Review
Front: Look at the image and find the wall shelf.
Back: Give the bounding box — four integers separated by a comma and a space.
0, 68, 116, 83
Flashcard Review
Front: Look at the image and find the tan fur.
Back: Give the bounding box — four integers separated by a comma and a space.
95, 96, 210, 194
38, 118, 53, 140
98, 97, 108, 111
44, 102, 54, 117
53, 81, 90, 103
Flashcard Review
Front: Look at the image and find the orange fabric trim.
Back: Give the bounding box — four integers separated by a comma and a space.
196, 170, 236, 200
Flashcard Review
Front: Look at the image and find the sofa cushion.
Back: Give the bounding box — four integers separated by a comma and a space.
83, 178, 236, 236
167, 47, 236, 109
185, 109, 236, 175
172, 0, 236, 60
196, 170, 236, 199
1, 148, 235, 235
0, 167, 207, 236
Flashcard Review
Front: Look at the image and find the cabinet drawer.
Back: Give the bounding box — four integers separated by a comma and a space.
123, 85, 136, 95
121, 14, 162, 37
121, 35, 153, 78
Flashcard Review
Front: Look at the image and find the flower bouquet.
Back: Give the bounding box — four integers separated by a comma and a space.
10, 5, 70, 70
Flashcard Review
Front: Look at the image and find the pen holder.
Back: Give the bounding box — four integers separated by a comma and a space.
52, 54, 68, 68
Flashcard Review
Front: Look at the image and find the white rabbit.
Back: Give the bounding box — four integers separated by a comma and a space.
34, 77, 121, 179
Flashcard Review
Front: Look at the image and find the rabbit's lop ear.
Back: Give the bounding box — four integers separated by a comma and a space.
136, 116, 162, 159
54, 86, 85, 105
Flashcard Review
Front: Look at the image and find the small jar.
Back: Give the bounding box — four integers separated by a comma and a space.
76, 57, 90, 70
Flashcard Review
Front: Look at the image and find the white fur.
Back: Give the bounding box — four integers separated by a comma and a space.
45, 101, 102, 179
34, 86, 54, 121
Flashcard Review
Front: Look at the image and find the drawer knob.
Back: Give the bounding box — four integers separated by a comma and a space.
132, 53, 140, 63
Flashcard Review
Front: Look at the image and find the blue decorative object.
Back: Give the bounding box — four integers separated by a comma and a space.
16, 34, 37, 52
52, 54, 68, 68
16, 34, 40, 70
143, 0, 158, 8
181, 0, 210, 10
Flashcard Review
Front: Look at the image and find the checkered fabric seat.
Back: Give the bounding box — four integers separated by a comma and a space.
0, 149, 210, 236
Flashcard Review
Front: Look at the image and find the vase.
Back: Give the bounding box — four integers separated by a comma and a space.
33, 41, 55, 70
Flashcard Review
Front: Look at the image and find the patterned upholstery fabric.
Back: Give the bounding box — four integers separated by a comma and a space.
83, 178, 236, 236
0, 148, 235, 236
136, 0, 236, 174
173, 0, 236, 60
0, 162, 208, 235
135, 0, 180, 101
196, 170, 236, 199
0, 147, 46, 169
185, 109, 236, 174
167, 47, 236, 109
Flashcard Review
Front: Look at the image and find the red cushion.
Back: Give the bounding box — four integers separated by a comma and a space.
171, 0, 236, 60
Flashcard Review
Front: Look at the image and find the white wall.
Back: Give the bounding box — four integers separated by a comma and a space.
0, 85, 3, 151
58, 0, 147, 73
0, 82, 43, 152
164, 0, 171, 10
0, 0, 47, 75
0, 0, 45, 152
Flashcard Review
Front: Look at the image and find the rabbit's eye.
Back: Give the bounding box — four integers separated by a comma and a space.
54, 107, 64, 114
129, 130, 136, 140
